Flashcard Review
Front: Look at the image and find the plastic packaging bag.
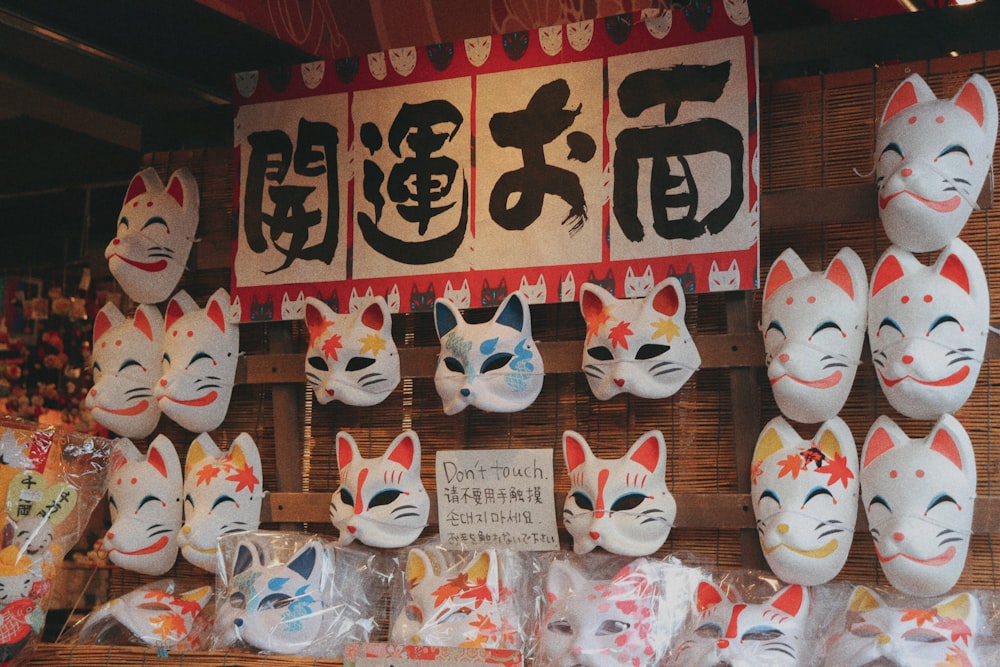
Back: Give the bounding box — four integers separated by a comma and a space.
0, 420, 113, 666
213, 530, 380, 657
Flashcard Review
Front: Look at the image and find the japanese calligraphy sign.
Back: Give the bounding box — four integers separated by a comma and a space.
232, 7, 758, 321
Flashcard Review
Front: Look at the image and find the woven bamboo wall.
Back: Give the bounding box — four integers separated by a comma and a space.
73, 49, 1000, 665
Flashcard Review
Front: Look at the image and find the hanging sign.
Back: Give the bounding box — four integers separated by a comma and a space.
231, 6, 759, 321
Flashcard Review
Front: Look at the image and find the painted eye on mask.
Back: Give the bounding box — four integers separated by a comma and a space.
337, 488, 354, 506
481, 353, 513, 374
368, 489, 403, 508
695, 623, 722, 638
597, 619, 630, 636
587, 347, 614, 361
444, 357, 464, 373
610, 493, 647, 512
571, 491, 594, 511
743, 626, 784, 642
259, 593, 293, 611
228, 592, 246, 610
547, 619, 573, 635
346, 357, 376, 372
308, 356, 328, 372
635, 344, 669, 360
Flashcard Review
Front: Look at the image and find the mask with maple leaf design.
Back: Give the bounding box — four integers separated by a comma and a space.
433, 291, 544, 414
579, 276, 700, 400
538, 556, 690, 667
78, 580, 212, 650
329, 430, 428, 549
824, 585, 980, 667
391, 547, 517, 649
751, 416, 859, 585
303, 295, 400, 406
178, 432, 263, 573
861, 414, 976, 597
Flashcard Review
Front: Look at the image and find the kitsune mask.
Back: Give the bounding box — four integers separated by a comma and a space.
179, 432, 263, 573
579, 277, 700, 401
762, 247, 867, 423
868, 239, 988, 419
751, 416, 859, 585
876, 73, 997, 253
86, 303, 163, 438
329, 430, 428, 549
861, 414, 976, 597
218, 539, 330, 654
156, 288, 239, 432
103, 436, 183, 576
80, 582, 212, 649
392, 548, 514, 648
106, 167, 199, 304
433, 291, 544, 414
304, 296, 400, 406
562, 430, 676, 556
667, 581, 809, 667
540, 558, 667, 667
824, 586, 979, 667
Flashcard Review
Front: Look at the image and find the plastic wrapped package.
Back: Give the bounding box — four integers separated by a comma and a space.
532, 552, 704, 667
212, 530, 381, 657
67, 578, 213, 651
816, 582, 1000, 666
389, 542, 538, 654
0, 420, 113, 667
664, 569, 820, 667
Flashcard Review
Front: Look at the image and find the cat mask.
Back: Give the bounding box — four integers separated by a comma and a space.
762, 247, 867, 423
824, 586, 979, 667
86, 303, 164, 438
156, 288, 240, 432
861, 414, 976, 597
216, 537, 332, 654
391, 548, 517, 649
106, 167, 199, 304
562, 430, 676, 556
666, 580, 810, 667
868, 239, 989, 419
303, 296, 400, 406
539, 558, 675, 667
579, 277, 700, 401
103, 436, 183, 576
178, 432, 263, 573
433, 291, 544, 414
79, 581, 212, 649
329, 430, 428, 549
751, 416, 859, 585
876, 73, 998, 253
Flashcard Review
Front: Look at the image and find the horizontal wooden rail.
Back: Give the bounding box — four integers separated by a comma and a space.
261, 492, 1000, 535
237, 329, 1000, 385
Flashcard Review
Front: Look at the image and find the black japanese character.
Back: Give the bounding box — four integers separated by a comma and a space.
613, 62, 744, 241
488, 78, 590, 235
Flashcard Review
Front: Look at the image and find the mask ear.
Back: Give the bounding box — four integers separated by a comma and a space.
165, 291, 198, 330
434, 298, 462, 338
753, 423, 787, 466
769, 584, 807, 617
205, 289, 230, 333
286, 543, 319, 580
385, 431, 419, 470
405, 548, 435, 587
870, 252, 906, 297
847, 585, 883, 613
764, 248, 806, 301
880, 73, 936, 126
360, 297, 389, 331
336, 432, 360, 469
562, 431, 592, 473
94, 304, 126, 343
233, 542, 259, 576
124, 168, 154, 203
646, 278, 683, 319
493, 292, 527, 332
626, 430, 665, 476
696, 580, 726, 613
304, 297, 334, 341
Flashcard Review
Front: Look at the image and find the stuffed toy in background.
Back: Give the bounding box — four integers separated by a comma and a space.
105, 167, 200, 305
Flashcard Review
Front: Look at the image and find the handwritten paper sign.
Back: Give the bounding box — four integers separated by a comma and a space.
435, 449, 558, 551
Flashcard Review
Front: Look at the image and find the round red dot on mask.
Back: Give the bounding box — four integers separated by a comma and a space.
908, 116, 917, 124
936, 116, 945, 124
924, 294, 932, 303
901, 295, 909, 304
889, 470, 898, 479
786, 297, 793, 305
807, 296, 816, 304
916, 469, 925, 478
